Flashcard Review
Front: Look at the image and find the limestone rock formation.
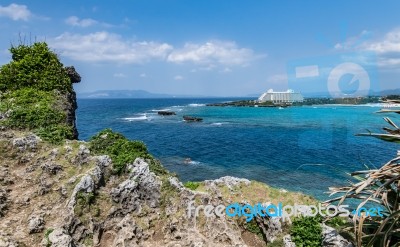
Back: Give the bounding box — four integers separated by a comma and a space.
322, 224, 354, 247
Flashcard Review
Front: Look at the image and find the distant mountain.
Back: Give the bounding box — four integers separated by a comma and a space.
78, 88, 400, 99
377, 88, 400, 96
77, 90, 196, 99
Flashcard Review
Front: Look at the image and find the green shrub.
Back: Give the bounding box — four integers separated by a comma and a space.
0, 42, 72, 92
291, 216, 323, 247
75, 191, 96, 216
89, 129, 168, 175
36, 124, 75, 144
76, 191, 95, 206
183, 181, 200, 190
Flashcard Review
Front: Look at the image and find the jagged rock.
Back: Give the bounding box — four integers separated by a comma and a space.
49, 148, 59, 158
168, 176, 184, 191
41, 162, 63, 175
47, 228, 76, 247
110, 159, 161, 215
255, 214, 283, 243
65, 91, 79, 139
112, 215, 145, 246
204, 176, 251, 190
67, 175, 95, 211
38, 177, 52, 196
0, 189, 8, 217
64, 145, 73, 153
60, 186, 68, 197
0, 233, 19, 247
283, 234, 296, 247
65, 66, 81, 83
91, 155, 111, 185
28, 213, 45, 233
322, 224, 354, 247
12, 134, 41, 152
94, 155, 112, 169
74, 144, 90, 165
64, 216, 90, 244
0, 167, 13, 186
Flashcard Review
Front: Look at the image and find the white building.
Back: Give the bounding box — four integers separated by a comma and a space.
258, 89, 304, 104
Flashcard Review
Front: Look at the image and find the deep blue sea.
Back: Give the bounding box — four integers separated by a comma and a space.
76, 98, 399, 200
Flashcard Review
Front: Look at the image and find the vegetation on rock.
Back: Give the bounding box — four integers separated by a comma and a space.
0, 42, 72, 92
291, 216, 323, 247
0, 42, 78, 143
89, 128, 168, 175
183, 181, 200, 190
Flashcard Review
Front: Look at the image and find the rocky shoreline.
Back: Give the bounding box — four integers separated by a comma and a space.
0, 42, 355, 247
0, 129, 353, 247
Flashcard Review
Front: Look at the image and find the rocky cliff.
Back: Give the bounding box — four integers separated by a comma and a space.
0, 42, 354, 247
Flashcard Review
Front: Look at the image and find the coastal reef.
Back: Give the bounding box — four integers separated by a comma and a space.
0, 42, 356, 247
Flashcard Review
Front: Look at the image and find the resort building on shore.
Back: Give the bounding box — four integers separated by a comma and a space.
258, 89, 304, 104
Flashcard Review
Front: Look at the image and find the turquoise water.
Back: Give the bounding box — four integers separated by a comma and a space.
76, 98, 399, 199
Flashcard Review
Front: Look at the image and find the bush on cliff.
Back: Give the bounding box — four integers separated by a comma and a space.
0, 42, 76, 143
89, 128, 168, 175
0, 42, 72, 92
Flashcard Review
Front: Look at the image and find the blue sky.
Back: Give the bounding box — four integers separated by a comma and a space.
1, 1, 400, 96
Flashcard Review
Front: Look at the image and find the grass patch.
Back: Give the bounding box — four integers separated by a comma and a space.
183, 181, 200, 190
160, 177, 179, 214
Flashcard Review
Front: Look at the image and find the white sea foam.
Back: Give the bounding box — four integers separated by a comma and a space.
188, 103, 205, 107
123, 114, 148, 121
211, 122, 223, 126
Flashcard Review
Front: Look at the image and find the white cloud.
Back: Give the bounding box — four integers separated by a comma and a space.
335, 28, 400, 68
140, 73, 147, 78
65, 16, 98, 27
50, 32, 173, 63
113, 73, 126, 78
0, 3, 32, 21
167, 40, 261, 66
174, 75, 184, 80
363, 29, 400, 54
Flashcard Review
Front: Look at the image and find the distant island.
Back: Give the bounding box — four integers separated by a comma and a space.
77, 90, 208, 99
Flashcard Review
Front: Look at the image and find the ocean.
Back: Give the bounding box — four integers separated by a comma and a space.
76, 98, 399, 200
